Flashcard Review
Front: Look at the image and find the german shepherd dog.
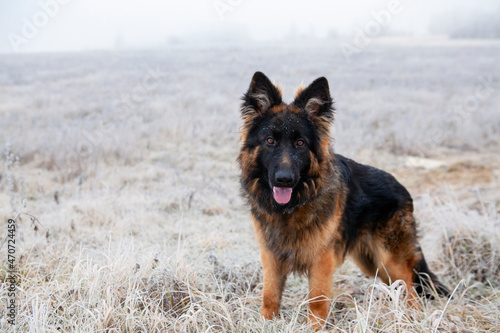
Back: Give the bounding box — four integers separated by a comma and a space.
238, 72, 449, 329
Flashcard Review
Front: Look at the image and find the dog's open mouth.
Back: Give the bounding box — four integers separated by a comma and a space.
273, 186, 293, 204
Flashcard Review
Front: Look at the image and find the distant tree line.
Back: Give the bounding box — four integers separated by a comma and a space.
431, 11, 500, 39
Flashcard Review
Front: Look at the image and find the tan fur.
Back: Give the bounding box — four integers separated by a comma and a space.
308, 250, 340, 329
294, 82, 305, 99
238, 75, 440, 330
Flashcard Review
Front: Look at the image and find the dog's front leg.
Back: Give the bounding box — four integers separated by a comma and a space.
308, 250, 337, 330
259, 244, 287, 320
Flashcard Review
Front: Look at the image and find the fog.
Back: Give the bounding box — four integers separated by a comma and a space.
1, 0, 499, 53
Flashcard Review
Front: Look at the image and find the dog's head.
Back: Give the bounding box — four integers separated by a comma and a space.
238, 72, 335, 213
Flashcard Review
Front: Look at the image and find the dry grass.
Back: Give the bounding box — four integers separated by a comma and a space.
2, 195, 498, 332
0, 41, 499, 332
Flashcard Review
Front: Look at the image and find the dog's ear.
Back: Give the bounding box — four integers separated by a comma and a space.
293, 77, 334, 125
241, 72, 282, 117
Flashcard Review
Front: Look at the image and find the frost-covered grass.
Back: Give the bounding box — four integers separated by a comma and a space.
0, 40, 499, 332
1, 40, 499, 174
1, 194, 499, 332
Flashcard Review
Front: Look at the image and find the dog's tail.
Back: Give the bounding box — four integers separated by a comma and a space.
413, 247, 450, 298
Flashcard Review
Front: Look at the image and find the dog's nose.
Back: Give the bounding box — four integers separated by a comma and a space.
275, 169, 294, 187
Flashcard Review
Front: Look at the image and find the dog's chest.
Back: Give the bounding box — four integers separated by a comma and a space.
262, 213, 338, 273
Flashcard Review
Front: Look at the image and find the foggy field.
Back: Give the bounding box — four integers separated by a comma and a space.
1, 40, 500, 331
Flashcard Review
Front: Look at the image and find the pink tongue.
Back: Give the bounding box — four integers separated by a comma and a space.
273, 187, 293, 204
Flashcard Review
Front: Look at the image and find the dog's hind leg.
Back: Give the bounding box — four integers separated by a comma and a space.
377, 250, 422, 309
350, 238, 421, 309
377, 207, 449, 307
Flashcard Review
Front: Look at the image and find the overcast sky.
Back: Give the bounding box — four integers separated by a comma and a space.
0, 0, 499, 53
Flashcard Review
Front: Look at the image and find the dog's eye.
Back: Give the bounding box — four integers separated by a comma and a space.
267, 137, 275, 145
296, 139, 304, 147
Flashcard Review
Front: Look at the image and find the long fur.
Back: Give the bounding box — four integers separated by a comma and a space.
238, 72, 449, 329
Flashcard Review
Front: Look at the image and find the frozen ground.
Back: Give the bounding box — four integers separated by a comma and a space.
0, 39, 499, 331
